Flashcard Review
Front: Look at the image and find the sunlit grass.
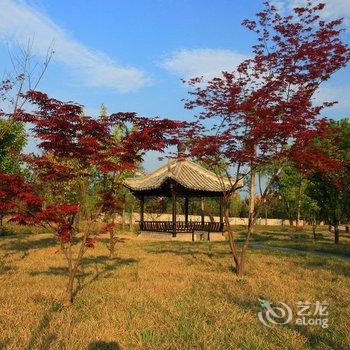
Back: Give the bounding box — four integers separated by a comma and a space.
0, 224, 349, 349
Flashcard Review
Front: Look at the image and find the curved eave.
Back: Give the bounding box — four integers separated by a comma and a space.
123, 176, 244, 194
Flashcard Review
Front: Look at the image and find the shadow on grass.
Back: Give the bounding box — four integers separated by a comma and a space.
145, 239, 350, 280
98, 237, 128, 245
252, 241, 350, 260
236, 230, 328, 244
28, 255, 137, 299
74, 256, 137, 298
279, 311, 345, 350
0, 259, 17, 275
291, 257, 350, 279
143, 241, 233, 270
0, 339, 10, 349
88, 341, 120, 350
30, 256, 136, 299
0, 226, 33, 237
145, 241, 229, 259
25, 301, 62, 350
1, 236, 56, 259
227, 294, 344, 350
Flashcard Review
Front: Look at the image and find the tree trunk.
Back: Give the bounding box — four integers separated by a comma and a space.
237, 212, 256, 276
62, 234, 88, 304
312, 221, 317, 241
110, 230, 115, 257
224, 206, 240, 271
0, 213, 3, 235
66, 273, 75, 304
66, 258, 82, 304
122, 204, 125, 231
204, 202, 215, 223
224, 162, 281, 276
65, 244, 73, 303
65, 243, 80, 304
248, 172, 255, 230
129, 204, 134, 231
295, 183, 302, 228
75, 180, 89, 229
334, 224, 340, 244
200, 197, 205, 229
109, 216, 116, 258
237, 169, 256, 276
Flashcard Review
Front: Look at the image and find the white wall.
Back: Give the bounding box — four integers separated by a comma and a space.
115, 212, 306, 226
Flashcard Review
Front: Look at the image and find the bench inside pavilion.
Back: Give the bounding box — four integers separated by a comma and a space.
124, 158, 242, 240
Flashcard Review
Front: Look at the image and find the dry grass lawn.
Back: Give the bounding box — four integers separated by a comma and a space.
0, 224, 349, 350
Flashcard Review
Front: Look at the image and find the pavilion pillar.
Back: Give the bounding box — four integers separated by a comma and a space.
171, 184, 177, 237
201, 197, 205, 230
219, 196, 224, 230
184, 197, 189, 226
140, 195, 144, 231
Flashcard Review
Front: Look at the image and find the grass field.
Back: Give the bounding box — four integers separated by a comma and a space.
0, 224, 349, 350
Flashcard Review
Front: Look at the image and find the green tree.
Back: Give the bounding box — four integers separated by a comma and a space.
301, 197, 321, 240
306, 118, 350, 244
275, 164, 308, 227
0, 119, 26, 174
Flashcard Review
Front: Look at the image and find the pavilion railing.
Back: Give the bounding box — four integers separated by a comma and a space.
140, 221, 224, 233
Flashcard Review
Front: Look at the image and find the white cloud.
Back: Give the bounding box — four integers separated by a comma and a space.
270, 1, 286, 14
314, 85, 350, 111
0, 0, 150, 92
160, 49, 250, 80
278, 0, 350, 28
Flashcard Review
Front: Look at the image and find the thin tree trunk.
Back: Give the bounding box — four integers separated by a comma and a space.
66, 273, 75, 304
204, 202, 215, 223
295, 182, 302, 228
122, 204, 125, 231
223, 160, 283, 276
312, 220, 317, 241
224, 206, 240, 270
129, 204, 134, 231
237, 223, 253, 276
237, 167, 255, 276
334, 224, 340, 244
0, 214, 3, 235
66, 243, 74, 303
248, 171, 255, 230
200, 197, 205, 229
109, 216, 116, 258
65, 234, 87, 303
110, 230, 115, 257
312, 221, 317, 241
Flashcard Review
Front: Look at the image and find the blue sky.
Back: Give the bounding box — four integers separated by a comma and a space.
1, 0, 350, 171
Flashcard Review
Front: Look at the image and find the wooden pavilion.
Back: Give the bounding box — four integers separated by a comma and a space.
124, 159, 243, 239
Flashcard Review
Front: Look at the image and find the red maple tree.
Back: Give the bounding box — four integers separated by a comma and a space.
0, 172, 42, 231
184, 1, 350, 275
13, 90, 185, 302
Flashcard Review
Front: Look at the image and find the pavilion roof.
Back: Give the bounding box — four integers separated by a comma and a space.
124, 159, 243, 193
